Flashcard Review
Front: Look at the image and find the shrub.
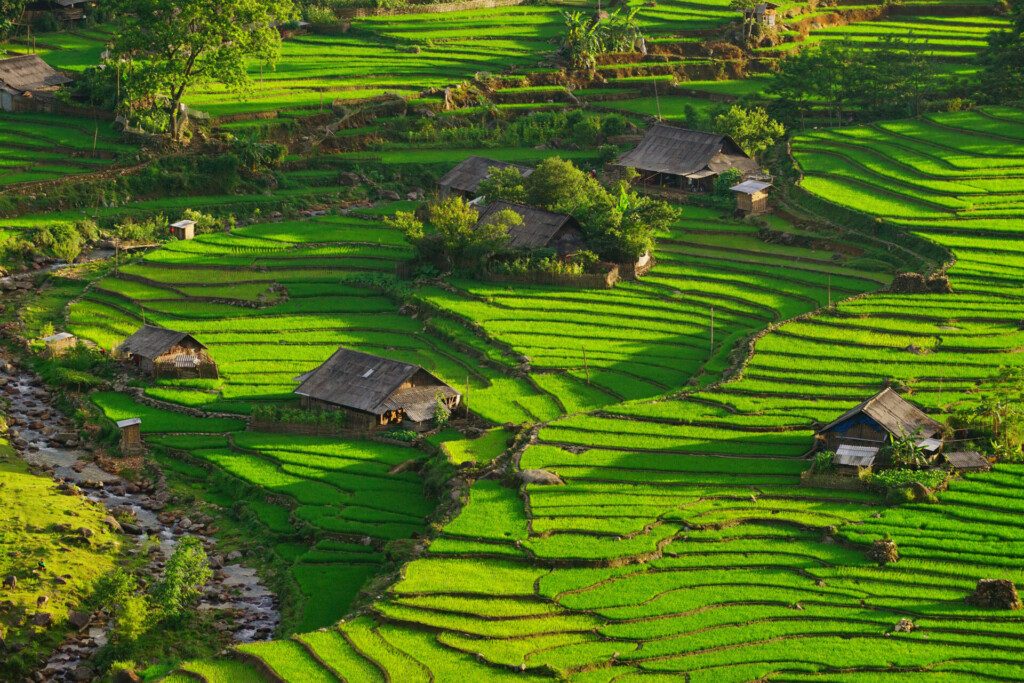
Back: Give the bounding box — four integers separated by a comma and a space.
151, 536, 212, 622
813, 450, 835, 473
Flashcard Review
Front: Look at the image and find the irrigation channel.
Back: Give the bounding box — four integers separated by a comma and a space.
0, 352, 279, 681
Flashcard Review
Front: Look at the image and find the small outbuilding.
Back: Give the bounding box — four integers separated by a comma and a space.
41, 332, 77, 358
294, 347, 460, 432
116, 325, 218, 379
169, 219, 196, 241
116, 417, 144, 455
730, 179, 772, 216
0, 54, 72, 112
943, 451, 991, 473
611, 124, 759, 193
476, 200, 584, 256
745, 1, 779, 26
438, 156, 534, 200
816, 388, 945, 466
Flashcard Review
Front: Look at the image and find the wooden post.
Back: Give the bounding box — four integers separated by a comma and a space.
710, 305, 715, 355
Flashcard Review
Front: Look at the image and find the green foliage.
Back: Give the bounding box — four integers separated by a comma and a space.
232, 135, 288, 174
813, 450, 835, 473
0, 0, 27, 39
714, 168, 743, 198
951, 366, 1024, 462
390, 197, 515, 273
713, 105, 785, 159
251, 404, 349, 428
152, 536, 212, 621
978, 0, 1024, 103
108, 0, 296, 139
95, 569, 152, 644
866, 468, 948, 490
434, 391, 451, 427
477, 166, 528, 204
561, 8, 644, 72
884, 433, 929, 469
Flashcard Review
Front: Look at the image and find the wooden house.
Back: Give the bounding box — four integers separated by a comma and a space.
24, 0, 96, 22
943, 451, 991, 472
438, 156, 534, 200
816, 388, 945, 472
476, 201, 584, 256
116, 325, 218, 379
169, 219, 196, 240
730, 179, 772, 216
611, 124, 759, 193
294, 347, 460, 432
0, 55, 72, 113
41, 332, 77, 357
116, 417, 143, 455
745, 2, 779, 26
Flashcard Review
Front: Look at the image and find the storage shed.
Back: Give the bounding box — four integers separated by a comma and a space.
730, 179, 772, 216
42, 332, 77, 357
611, 124, 759, 192
816, 388, 945, 459
0, 55, 72, 112
116, 325, 218, 379
169, 219, 196, 240
294, 347, 460, 432
476, 200, 584, 255
116, 417, 144, 455
943, 450, 991, 472
438, 156, 534, 200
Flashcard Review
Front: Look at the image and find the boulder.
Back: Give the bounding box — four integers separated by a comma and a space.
519, 469, 565, 486
892, 618, 915, 633
32, 612, 53, 627
2, 574, 15, 590
967, 579, 1023, 610
68, 611, 92, 631
113, 669, 143, 683
867, 539, 900, 566
103, 516, 123, 534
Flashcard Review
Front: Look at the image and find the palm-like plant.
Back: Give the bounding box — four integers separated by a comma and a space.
562, 11, 604, 72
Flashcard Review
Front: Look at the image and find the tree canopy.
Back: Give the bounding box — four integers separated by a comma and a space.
978, 0, 1024, 104
0, 0, 26, 40
714, 105, 786, 158
109, 0, 295, 140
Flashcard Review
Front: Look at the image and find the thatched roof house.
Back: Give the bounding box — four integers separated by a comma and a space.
438, 156, 534, 199
0, 55, 71, 111
116, 325, 217, 379
476, 200, 584, 254
294, 347, 460, 431
612, 124, 759, 192
817, 388, 945, 470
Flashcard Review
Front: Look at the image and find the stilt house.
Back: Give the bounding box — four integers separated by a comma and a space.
816, 388, 945, 472
476, 201, 584, 256
0, 55, 72, 112
438, 156, 534, 200
294, 347, 460, 432
611, 124, 759, 192
116, 325, 218, 379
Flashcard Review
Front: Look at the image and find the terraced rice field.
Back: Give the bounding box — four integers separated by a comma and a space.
162, 108, 1024, 680
0, 112, 136, 186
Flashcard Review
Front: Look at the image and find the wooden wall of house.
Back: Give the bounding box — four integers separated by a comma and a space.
822, 420, 887, 452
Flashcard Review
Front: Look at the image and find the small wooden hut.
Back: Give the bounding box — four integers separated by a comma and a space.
943, 451, 991, 472
169, 219, 196, 240
41, 332, 77, 358
116, 325, 218, 379
816, 388, 945, 472
294, 347, 460, 432
438, 156, 534, 200
0, 55, 72, 113
730, 179, 772, 216
745, 1, 778, 26
116, 417, 144, 455
476, 201, 584, 256
611, 124, 759, 193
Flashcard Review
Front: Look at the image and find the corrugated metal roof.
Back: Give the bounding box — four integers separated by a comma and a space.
438, 156, 534, 195
819, 388, 944, 440
612, 124, 759, 178
834, 444, 879, 467
476, 200, 579, 250
0, 55, 71, 92
294, 347, 459, 417
116, 418, 141, 428
944, 451, 991, 470
117, 325, 206, 361
43, 332, 75, 343
170, 220, 196, 229
731, 180, 772, 194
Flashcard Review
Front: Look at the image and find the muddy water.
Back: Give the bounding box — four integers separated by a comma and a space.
0, 357, 279, 681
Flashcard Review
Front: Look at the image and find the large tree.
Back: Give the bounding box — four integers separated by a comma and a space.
714, 105, 785, 159
978, 0, 1024, 104
109, 0, 295, 140
0, 0, 26, 40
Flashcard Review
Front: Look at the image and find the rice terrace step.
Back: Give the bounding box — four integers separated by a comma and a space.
1, 0, 1023, 680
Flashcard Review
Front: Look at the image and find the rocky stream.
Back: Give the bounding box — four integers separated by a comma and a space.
0, 353, 279, 682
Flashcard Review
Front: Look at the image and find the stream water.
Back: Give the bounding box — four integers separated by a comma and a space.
0, 355, 279, 681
